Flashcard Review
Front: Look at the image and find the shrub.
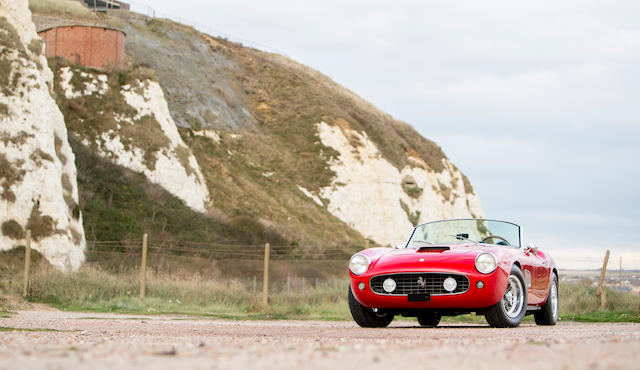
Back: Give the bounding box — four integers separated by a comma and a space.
1, 220, 24, 239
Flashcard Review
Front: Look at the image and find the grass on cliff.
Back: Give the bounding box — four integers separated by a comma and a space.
70, 137, 287, 246
29, 0, 98, 20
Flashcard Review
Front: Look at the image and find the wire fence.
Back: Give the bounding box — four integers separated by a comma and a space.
77, 234, 356, 300
86, 240, 356, 261
88, 0, 287, 55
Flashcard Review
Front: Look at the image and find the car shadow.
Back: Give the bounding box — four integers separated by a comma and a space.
388, 325, 491, 329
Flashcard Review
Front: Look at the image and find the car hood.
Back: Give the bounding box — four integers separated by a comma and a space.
371, 244, 490, 271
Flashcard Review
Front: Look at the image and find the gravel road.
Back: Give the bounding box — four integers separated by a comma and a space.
1, 310, 639, 369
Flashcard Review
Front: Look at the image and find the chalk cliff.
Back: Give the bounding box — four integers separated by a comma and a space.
0, 0, 85, 270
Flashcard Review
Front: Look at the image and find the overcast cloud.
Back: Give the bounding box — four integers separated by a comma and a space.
139, 0, 640, 268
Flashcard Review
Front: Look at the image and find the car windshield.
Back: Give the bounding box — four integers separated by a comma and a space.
406, 219, 521, 248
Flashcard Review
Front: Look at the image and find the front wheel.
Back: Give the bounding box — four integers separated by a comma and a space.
534, 273, 559, 325
348, 286, 394, 327
417, 312, 441, 328
484, 265, 527, 328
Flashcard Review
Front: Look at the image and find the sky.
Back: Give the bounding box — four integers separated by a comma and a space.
135, 0, 640, 269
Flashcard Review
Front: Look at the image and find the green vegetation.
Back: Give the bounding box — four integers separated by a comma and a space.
0, 311, 14, 318
399, 200, 421, 227
49, 60, 174, 171
558, 282, 640, 322
71, 138, 286, 246
405, 186, 423, 198
0, 326, 60, 332
182, 127, 368, 249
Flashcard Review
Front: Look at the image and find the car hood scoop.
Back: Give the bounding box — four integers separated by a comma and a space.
417, 246, 450, 252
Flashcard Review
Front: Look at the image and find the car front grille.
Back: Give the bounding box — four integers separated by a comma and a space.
370, 273, 470, 295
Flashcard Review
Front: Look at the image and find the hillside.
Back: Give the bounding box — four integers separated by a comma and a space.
3, 1, 484, 269
114, 15, 484, 246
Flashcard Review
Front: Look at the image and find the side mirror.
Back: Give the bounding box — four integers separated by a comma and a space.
526, 243, 538, 255
394, 243, 405, 249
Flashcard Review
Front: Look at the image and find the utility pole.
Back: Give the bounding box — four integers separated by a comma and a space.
619, 255, 622, 287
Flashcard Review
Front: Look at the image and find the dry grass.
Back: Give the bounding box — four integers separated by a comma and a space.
26, 202, 62, 241
4, 260, 638, 322
0, 103, 9, 117
1, 247, 638, 321
21, 264, 350, 319
0, 153, 25, 202
28, 0, 98, 20
559, 282, 640, 314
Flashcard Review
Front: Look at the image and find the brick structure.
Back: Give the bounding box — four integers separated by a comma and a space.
38, 25, 126, 69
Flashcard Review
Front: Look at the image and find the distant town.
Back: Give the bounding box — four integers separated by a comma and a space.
560, 269, 640, 293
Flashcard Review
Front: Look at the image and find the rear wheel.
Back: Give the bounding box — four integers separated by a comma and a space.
417, 312, 441, 328
485, 265, 527, 328
348, 286, 394, 328
534, 273, 559, 325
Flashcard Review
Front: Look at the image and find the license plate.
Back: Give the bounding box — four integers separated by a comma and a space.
408, 293, 430, 302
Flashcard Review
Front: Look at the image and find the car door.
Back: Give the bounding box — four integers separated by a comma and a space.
522, 247, 550, 305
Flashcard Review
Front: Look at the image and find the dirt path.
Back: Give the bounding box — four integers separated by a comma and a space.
1, 310, 639, 369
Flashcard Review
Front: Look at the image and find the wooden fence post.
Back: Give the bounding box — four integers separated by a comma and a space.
596, 249, 610, 309
262, 243, 270, 306
140, 233, 148, 298
22, 230, 31, 297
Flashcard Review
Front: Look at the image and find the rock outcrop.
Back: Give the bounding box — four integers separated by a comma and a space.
53, 65, 210, 212
0, 0, 85, 270
315, 121, 483, 245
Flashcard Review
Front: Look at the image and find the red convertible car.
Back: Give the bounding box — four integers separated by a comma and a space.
348, 219, 558, 328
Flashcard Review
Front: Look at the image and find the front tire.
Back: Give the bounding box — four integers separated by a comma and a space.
485, 265, 527, 328
348, 286, 394, 328
534, 273, 559, 325
417, 312, 441, 328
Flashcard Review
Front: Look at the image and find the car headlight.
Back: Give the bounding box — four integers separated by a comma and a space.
349, 254, 371, 275
443, 277, 457, 292
475, 252, 498, 274
382, 278, 396, 293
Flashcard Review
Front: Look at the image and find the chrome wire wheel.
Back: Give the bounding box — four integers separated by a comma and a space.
549, 280, 558, 320
503, 275, 525, 318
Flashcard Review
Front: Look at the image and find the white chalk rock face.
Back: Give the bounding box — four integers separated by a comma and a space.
118, 80, 210, 212
0, 0, 86, 270
316, 122, 484, 246
60, 67, 210, 212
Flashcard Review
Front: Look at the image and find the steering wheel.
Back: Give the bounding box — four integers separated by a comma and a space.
481, 235, 511, 246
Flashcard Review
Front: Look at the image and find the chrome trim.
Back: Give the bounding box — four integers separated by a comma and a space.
368, 272, 470, 296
